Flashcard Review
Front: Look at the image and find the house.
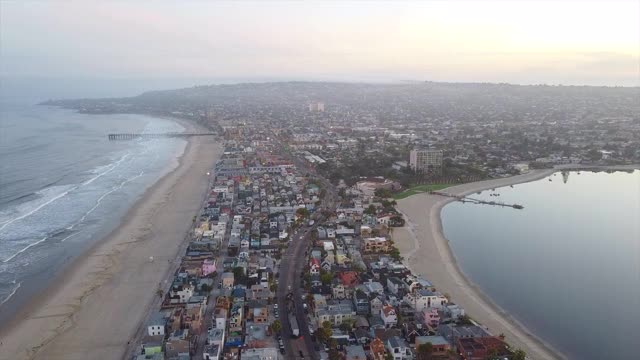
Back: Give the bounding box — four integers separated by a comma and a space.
381, 305, 397, 328
202, 259, 217, 277
249, 284, 272, 301
169, 283, 195, 304
332, 281, 346, 299
354, 328, 373, 345
165, 329, 191, 359
316, 300, 356, 326
321, 255, 334, 271
214, 308, 227, 330
437, 324, 490, 345
146, 312, 167, 337
345, 345, 367, 360
353, 291, 370, 315
369, 337, 387, 360
416, 336, 451, 357
403, 275, 433, 293
313, 294, 327, 310
364, 237, 389, 253
363, 281, 385, 296
184, 303, 205, 332
140, 335, 164, 357
387, 277, 404, 296
370, 296, 384, 315
403, 289, 448, 311
456, 336, 512, 360
417, 307, 440, 327
221, 272, 235, 289
248, 301, 269, 323
385, 336, 412, 360
310, 258, 321, 275
339, 271, 359, 287
229, 302, 244, 332
444, 304, 465, 320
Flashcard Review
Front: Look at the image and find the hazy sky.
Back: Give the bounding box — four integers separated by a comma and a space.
1, 1, 638, 86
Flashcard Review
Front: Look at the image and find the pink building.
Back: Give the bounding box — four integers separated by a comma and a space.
202, 259, 217, 276
418, 307, 440, 327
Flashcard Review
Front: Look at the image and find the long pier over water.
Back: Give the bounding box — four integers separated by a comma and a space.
108, 132, 216, 140
431, 191, 524, 209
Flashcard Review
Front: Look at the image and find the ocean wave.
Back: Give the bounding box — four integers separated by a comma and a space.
2, 236, 47, 263
75, 170, 145, 226
0, 281, 22, 305
0, 185, 75, 232
1, 169, 146, 264
81, 152, 131, 186
0, 151, 132, 232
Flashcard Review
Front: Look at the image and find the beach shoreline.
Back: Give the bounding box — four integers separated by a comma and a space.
0, 117, 221, 360
393, 164, 639, 360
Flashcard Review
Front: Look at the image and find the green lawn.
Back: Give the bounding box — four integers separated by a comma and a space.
392, 183, 453, 200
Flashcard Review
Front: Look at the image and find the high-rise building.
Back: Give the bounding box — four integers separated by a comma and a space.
308, 101, 325, 112
409, 149, 443, 174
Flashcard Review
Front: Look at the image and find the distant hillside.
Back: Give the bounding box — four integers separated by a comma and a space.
42, 81, 639, 122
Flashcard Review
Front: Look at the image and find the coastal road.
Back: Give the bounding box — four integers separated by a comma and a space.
276, 170, 338, 360
277, 222, 319, 360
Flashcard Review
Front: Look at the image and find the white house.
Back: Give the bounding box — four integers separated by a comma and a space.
170, 283, 194, 304
403, 289, 448, 311
380, 305, 397, 328
147, 312, 167, 336
385, 336, 412, 360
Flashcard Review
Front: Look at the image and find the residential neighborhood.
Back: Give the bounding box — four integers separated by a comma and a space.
130, 130, 528, 360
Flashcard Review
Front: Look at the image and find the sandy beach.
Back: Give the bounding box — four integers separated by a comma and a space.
394, 169, 563, 360
0, 121, 221, 360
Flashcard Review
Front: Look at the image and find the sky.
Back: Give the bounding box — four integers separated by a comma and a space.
1, 0, 639, 86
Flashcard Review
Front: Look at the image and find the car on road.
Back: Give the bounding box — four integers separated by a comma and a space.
299, 350, 305, 358
279, 347, 285, 355
274, 303, 278, 309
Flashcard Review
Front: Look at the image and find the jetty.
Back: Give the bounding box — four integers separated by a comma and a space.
430, 191, 524, 209
108, 132, 216, 140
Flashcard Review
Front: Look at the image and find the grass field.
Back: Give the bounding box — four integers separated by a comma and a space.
392, 183, 453, 200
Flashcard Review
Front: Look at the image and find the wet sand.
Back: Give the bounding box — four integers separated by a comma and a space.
0, 121, 221, 360
394, 169, 563, 360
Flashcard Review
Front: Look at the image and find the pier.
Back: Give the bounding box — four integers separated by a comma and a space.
431, 191, 524, 209
108, 132, 216, 141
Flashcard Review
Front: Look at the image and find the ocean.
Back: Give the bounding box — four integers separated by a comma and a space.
0, 80, 188, 323
441, 170, 640, 360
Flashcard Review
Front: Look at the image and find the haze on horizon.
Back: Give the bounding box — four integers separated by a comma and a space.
1, 0, 638, 87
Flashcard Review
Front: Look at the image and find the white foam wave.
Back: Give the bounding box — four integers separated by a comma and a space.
0, 152, 132, 232
60, 231, 81, 243
2, 236, 47, 263
0, 281, 21, 305
76, 170, 144, 225
0, 186, 74, 232
81, 152, 131, 186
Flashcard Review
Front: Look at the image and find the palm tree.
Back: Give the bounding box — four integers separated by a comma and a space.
271, 320, 282, 334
